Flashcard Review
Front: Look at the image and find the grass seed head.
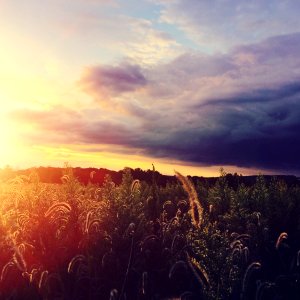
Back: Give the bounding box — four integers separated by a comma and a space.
175, 171, 203, 227
275, 232, 288, 250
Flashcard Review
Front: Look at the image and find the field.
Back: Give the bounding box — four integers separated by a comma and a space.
0, 166, 299, 300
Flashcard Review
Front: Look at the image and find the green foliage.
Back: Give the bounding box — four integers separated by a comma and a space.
0, 167, 299, 299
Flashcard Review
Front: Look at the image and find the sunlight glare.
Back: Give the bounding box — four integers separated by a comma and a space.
0, 113, 19, 168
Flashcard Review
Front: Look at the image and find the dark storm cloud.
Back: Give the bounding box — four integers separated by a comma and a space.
197, 82, 300, 107
152, 83, 300, 172
123, 81, 299, 171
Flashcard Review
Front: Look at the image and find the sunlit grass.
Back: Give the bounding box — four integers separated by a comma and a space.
0, 167, 299, 299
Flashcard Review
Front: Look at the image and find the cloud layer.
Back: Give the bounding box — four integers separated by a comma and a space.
154, 0, 300, 51
11, 31, 300, 173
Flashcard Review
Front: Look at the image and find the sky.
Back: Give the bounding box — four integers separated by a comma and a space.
1, 0, 300, 176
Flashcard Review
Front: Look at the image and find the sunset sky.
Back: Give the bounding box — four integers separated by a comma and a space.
1, 0, 300, 176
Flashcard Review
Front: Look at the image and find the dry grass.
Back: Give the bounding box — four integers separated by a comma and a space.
175, 171, 203, 227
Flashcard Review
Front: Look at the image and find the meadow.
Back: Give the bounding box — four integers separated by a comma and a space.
0, 165, 299, 299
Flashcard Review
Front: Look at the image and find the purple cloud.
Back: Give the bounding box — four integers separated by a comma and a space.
79, 63, 147, 97
11, 32, 300, 174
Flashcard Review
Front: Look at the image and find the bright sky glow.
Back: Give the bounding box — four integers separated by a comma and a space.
1, 0, 300, 175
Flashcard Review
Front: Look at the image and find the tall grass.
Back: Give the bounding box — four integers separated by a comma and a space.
0, 167, 299, 299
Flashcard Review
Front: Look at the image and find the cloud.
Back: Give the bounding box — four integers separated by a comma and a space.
79, 63, 147, 99
10, 106, 139, 146
153, 0, 300, 51
59, 10, 182, 66
145, 32, 300, 105
158, 83, 300, 172
11, 32, 300, 173
115, 17, 182, 65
